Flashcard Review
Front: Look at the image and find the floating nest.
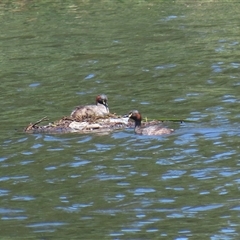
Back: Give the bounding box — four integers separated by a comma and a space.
24, 113, 167, 134
24, 114, 134, 134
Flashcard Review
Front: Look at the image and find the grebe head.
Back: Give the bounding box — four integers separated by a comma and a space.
128, 110, 142, 122
96, 94, 108, 108
128, 110, 174, 135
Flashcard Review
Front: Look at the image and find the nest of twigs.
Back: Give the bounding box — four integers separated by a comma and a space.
24, 114, 132, 134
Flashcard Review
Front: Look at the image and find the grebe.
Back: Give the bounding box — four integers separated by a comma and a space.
128, 110, 174, 135
71, 94, 109, 120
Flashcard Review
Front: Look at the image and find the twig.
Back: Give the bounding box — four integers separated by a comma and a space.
32, 116, 49, 127
25, 116, 49, 131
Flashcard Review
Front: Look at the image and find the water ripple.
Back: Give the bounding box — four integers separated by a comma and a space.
11, 195, 35, 201
56, 203, 93, 213
67, 160, 91, 168
0, 175, 29, 182
130, 188, 156, 196
29, 82, 40, 87
26, 221, 68, 233
183, 204, 224, 213
0, 208, 24, 214
0, 157, 7, 162
95, 174, 126, 181
190, 168, 218, 180
162, 170, 187, 180
0, 189, 10, 196
84, 73, 95, 80
0, 207, 26, 220
211, 62, 223, 73
161, 15, 178, 21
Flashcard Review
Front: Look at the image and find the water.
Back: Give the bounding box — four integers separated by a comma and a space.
1, 1, 240, 239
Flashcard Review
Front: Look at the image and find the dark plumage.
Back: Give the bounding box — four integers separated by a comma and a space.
128, 110, 174, 135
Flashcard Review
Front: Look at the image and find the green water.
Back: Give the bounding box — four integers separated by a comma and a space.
1, 1, 240, 239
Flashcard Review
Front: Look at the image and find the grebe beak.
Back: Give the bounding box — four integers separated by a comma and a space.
103, 100, 108, 108
122, 113, 129, 118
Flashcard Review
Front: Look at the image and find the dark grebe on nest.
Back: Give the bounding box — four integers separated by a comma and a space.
71, 94, 109, 120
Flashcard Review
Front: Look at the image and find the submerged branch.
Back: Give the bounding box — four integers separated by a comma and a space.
143, 117, 195, 123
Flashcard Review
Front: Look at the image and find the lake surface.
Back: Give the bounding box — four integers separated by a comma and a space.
1, 1, 240, 239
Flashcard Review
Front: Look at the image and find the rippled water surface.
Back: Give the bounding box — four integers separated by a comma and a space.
1, 1, 240, 239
